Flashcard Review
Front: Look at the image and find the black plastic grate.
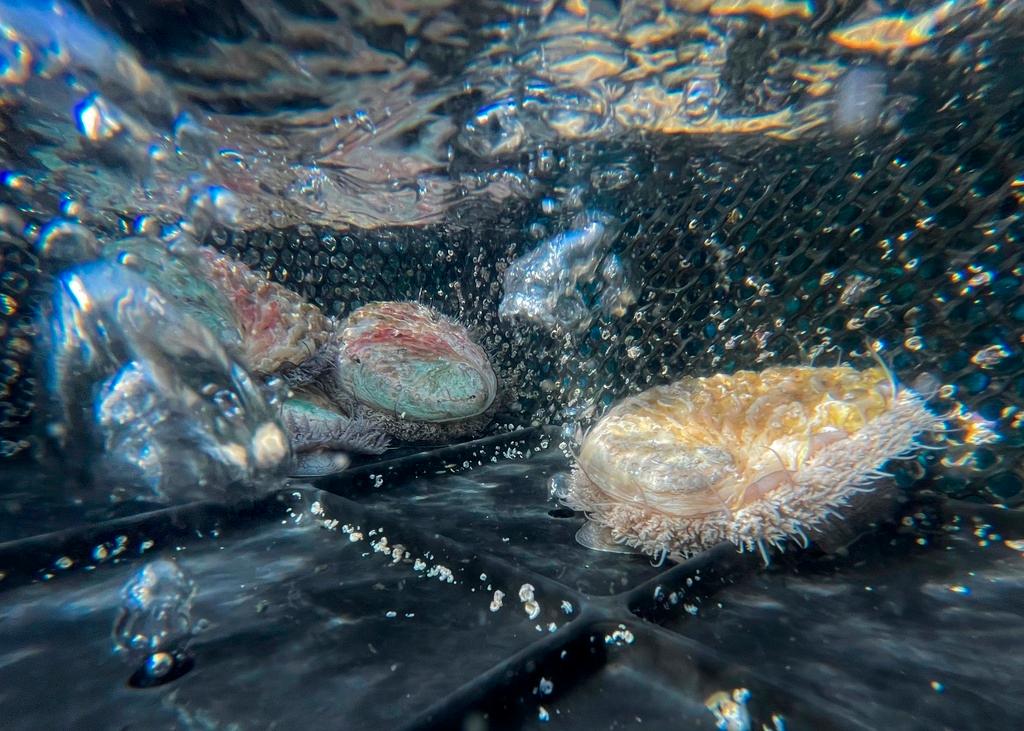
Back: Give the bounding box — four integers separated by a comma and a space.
1, 429, 1020, 730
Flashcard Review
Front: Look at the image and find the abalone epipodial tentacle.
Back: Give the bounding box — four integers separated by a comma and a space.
281, 398, 390, 455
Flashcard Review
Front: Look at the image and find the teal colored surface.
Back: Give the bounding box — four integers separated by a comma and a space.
351, 356, 492, 422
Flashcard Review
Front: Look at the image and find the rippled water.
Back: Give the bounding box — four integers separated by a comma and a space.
6, 0, 1008, 233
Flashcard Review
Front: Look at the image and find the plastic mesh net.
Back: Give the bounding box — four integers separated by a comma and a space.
2, 0, 1023, 506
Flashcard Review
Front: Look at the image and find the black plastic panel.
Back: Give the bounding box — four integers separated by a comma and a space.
2, 429, 1023, 730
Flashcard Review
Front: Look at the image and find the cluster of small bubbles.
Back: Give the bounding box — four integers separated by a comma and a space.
498, 212, 637, 333
0, 206, 39, 456
341, 524, 365, 543
340, 523, 464, 586
180, 185, 243, 241
73, 91, 160, 176
706, 688, 787, 731
559, 418, 583, 449
604, 624, 635, 646
518, 582, 541, 620
705, 688, 753, 731
489, 589, 505, 612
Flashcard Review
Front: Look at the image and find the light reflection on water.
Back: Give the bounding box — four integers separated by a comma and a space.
1, 0, 1008, 232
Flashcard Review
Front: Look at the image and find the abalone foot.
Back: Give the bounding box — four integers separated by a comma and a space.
290, 451, 351, 477
282, 399, 390, 455
352, 401, 496, 445
574, 520, 643, 555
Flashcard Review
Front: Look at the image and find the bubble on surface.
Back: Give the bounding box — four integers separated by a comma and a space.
834, 68, 887, 137
75, 94, 125, 143
499, 212, 636, 332
35, 220, 100, 264
705, 687, 753, 731
489, 589, 505, 613
114, 559, 195, 682
44, 259, 287, 502
459, 99, 526, 158
604, 624, 635, 646
182, 185, 244, 240
547, 473, 571, 500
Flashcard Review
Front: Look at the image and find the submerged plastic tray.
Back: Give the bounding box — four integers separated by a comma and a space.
2, 427, 1023, 730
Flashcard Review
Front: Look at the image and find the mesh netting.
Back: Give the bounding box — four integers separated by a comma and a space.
209, 94, 1024, 506
2, 0, 1023, 507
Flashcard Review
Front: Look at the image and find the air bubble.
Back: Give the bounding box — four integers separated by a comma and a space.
114, 559, 195, 684
75, 94, 124, 142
